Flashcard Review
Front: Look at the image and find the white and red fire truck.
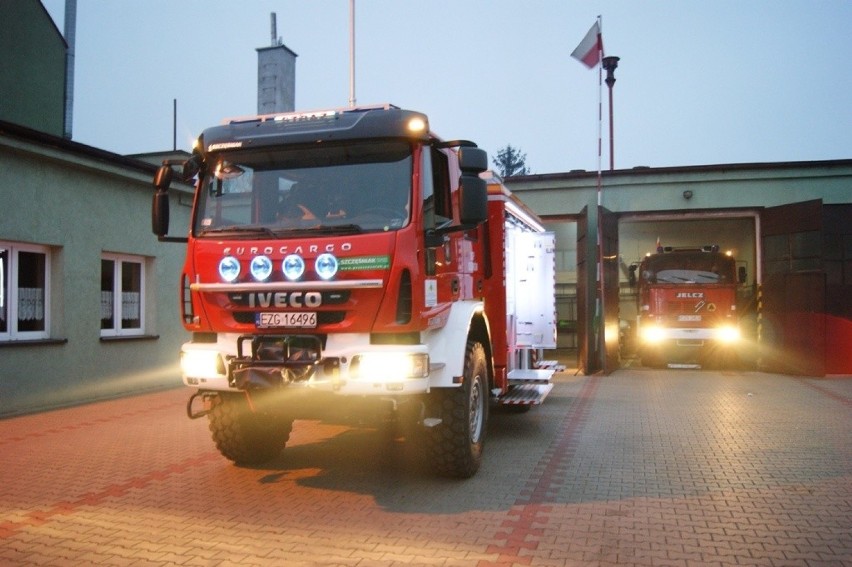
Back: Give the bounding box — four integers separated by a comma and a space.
152, 104, 556, 478
634, 245, 743, 368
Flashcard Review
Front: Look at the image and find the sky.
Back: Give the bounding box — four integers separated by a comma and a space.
41, 0, 852, 175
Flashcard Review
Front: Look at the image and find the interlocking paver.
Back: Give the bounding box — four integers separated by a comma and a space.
1, 369, 851, 566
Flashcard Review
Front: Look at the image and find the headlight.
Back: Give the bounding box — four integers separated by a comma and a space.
282, 254, 305, 280
250, 255, 273, 281
315, 253, 338, 280
218, 256, 240, 283
716, 325, 741, 343
181, 350, 223, 378
353, 353, 429, 381
640, 325, 666, 344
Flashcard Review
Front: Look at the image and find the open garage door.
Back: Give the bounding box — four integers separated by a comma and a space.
760, 200, 825, 376
576, 206, 619, 374
601, 208, 620, 373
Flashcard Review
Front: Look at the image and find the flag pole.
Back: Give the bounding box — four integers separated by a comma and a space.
349, 0, 356, 108
595, 14, 607, 373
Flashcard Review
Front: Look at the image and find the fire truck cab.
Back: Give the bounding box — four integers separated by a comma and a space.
634, 245, 743, 368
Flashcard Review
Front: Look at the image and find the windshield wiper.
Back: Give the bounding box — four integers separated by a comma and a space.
297, 224, 364, 235
199, 225, 278, 237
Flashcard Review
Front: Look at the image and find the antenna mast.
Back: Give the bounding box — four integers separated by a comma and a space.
349, 0, 356, 107
270, 12, 279, 46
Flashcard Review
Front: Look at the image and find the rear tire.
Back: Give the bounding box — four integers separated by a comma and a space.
427, 341, 489, 478
207, 392, 293, 465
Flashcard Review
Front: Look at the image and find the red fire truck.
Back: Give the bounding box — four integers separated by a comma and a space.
152, 104, 556, 478
634, 245, 743, 368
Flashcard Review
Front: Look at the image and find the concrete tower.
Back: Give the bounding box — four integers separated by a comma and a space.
257, 13, 297, 114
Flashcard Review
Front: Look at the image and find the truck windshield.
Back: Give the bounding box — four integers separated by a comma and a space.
194, 141, 412, 236
641, 253, 736, 284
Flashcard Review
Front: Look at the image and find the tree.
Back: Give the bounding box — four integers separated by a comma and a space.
492, 144, 530, 178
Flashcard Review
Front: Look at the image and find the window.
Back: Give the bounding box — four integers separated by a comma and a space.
0, 242, 51, 341
421, 146, 452, 231
101, 253, 145, 337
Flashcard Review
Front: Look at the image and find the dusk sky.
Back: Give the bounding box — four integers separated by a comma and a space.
41, 0, 852, 175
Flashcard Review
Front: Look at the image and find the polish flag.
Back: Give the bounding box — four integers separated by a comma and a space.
571, 21, 603, 68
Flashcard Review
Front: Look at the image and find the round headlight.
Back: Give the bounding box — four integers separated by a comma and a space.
250, 255, 273, 281
315, 253, 339, 280
218, 256, 241, 283
282, 254, 305, 281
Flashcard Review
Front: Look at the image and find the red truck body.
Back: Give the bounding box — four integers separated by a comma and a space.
152, 104, 555, 477
636, 246, 741, 368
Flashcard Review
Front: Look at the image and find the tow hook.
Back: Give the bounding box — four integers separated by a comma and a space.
186, 391, 211, 420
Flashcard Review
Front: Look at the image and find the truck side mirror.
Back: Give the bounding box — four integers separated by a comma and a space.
458, 175, 487, 225
458, 147, 488, 174
154, 164, 173, 191
152, 190, 170, 237
738, 266, 747, 284
182, 154, 202, 182
152, 165, 173, 238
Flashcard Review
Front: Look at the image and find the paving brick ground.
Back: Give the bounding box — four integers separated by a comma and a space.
1, 368, 850, 566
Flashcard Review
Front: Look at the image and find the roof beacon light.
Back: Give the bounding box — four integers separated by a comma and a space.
407, 117, 427, 133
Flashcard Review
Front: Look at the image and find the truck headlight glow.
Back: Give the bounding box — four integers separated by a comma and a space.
354, 353, 429, 381
716, 325, 741, 343
282, 254, 305, 280
181, 350, 223, 378
250, 255, 273, 281
640, 325, 666, 344
218, 256, 241, 283
315, 253, 338, 280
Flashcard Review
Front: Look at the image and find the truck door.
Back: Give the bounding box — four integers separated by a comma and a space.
760, 199, 825, 376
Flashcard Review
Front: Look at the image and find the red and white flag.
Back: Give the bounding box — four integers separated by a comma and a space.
571, 21, 603, 68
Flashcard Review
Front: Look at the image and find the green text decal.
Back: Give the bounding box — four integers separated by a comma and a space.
338, 256, 391, 271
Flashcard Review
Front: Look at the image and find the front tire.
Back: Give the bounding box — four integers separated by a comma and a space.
207, 392, 293, 465
427, 341, 489, 478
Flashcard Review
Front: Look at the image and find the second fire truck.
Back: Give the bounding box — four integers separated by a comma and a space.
634, 245, 744, 368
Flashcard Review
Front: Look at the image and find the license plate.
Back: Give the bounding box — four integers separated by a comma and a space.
256, 312, 317, 328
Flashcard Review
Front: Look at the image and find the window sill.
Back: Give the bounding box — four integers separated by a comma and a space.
100, 334, 160, 343
0, 338, 68, 348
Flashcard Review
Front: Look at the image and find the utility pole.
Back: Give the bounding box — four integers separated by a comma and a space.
349, 0, 356, 107
602, 56, 620, 171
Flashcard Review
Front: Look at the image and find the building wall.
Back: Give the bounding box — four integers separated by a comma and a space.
0, 0, 66, 136
0, 126, 192, 416
507, 160, 852, 287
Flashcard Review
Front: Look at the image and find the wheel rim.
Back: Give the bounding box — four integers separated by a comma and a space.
469, 374, 484, 443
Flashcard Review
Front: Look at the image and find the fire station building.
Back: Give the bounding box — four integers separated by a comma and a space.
1, 0, 850, 416
506, 164, 852, 377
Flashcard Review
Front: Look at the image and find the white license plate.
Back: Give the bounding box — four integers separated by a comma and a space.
256, 312, 317, 328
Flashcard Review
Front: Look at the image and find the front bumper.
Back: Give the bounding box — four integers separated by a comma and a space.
180, 333, 435, 396
639, 324, 741, 345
